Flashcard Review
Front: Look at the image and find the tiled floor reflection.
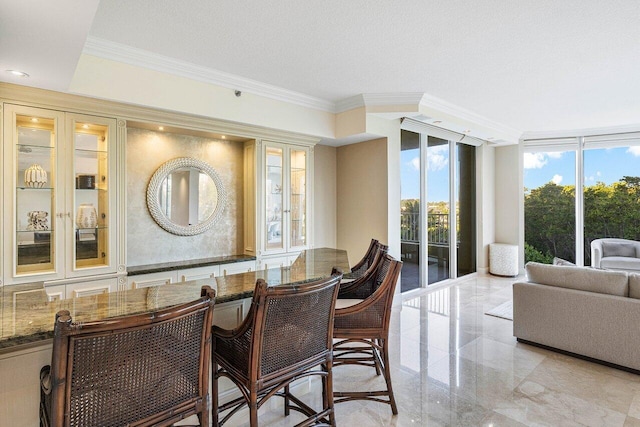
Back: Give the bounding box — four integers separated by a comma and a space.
218, 274, 640, 426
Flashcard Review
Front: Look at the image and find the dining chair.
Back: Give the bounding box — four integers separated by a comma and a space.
332, 254, 403, 414
39, 286, 215, 427
342, 238, 388, 282
211, 271, 342, 426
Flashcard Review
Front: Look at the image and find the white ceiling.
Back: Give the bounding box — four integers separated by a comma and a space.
2, 0, 640, 138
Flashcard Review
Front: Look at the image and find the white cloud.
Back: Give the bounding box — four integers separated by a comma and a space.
547, 152, 563, 159
409, 157, 420, 171
628, 146, 640, 156
552, 174, 563, 184
524, 153, 547, 169
428, 153, 448, 171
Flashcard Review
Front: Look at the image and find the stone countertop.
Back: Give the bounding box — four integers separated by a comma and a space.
0, 248, 349, 353
127, 254, 256, 276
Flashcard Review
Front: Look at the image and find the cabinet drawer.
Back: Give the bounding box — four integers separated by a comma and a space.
127, 271, 178, 289
178, 265, 220, 282
221, 261, 255, 276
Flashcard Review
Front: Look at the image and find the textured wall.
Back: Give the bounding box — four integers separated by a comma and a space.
126, 128, 244, 266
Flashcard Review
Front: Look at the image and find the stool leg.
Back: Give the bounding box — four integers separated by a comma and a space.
381, 338, 398, 415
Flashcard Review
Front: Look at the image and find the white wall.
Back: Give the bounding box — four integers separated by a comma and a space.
494, 144, 523, 270
70, 55, 335, 140
476, 144, 496, 272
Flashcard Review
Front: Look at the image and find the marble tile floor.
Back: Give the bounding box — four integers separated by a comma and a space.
208, 274, 640, 426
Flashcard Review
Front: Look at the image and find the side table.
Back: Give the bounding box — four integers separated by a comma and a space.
489, 243, 518, 276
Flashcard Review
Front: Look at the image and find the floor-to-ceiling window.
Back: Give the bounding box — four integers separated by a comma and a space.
523, 143, 577, 264
524, 135, 640, 265
400, 121, 478, 291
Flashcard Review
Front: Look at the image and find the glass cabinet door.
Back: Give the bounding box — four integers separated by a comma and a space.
265, 146, 284, 251
290, 149, 306, 248
13, 110, 61, 275
71, 117, 111, 270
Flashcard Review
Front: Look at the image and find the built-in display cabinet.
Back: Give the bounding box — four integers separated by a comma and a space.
2, 102, 125, 293
247, 140, 314, 270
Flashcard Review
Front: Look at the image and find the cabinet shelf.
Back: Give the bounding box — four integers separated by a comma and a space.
75, 148, 108, 155
16, 186, 53, 191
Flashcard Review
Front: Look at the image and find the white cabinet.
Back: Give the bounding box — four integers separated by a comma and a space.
213, 298, 251, 329
2, 103, 124, 286
127, 271, 179, 289
44, 277, 118, 300
221, 260, 255, 276
178, 265, 220, 281
248, 140, 314, 267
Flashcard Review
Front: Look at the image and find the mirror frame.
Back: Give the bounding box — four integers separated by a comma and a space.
146, 157, 227, 236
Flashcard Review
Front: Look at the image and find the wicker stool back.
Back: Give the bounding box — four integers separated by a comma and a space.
39, 286, 215, 427
212, 270, 342, 426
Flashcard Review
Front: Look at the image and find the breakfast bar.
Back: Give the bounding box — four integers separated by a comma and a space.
0, 248, 349, 426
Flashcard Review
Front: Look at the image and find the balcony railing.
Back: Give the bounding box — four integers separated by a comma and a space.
401, 212, 449, 245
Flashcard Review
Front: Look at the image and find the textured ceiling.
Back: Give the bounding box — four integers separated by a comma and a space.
2, 0, 640, 134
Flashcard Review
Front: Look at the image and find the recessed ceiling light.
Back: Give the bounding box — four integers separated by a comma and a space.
221, 135, 226, 139
158, 126, 164, 131
463, 130, 471, 133
433, 120, 442, 124
82, 124, 89, 129
31, 118, 39, 123
6, 70, 29, 77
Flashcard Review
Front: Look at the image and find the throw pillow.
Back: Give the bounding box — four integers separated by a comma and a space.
601, 242, 637, 258
553, 257, 575, 266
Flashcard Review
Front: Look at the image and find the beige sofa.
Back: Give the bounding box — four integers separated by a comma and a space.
513, 262, 640, 372
591, 238, 640, 272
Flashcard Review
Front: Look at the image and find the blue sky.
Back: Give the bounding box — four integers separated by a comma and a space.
524, 146, 640, 190
401, 145, 450, 202
401, 145, 640, 202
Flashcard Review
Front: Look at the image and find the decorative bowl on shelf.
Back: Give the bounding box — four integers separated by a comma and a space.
24, 164, 47, 188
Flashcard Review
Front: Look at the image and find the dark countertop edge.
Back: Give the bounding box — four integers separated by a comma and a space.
127, 254, 256, 276
0, 332, 53, 355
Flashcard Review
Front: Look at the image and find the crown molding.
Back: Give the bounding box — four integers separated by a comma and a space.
83, 36, 335, 113
82, 37, 523, 142
0, 82, 320, 145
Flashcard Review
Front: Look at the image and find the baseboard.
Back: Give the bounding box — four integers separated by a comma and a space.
516, 338, 640, 375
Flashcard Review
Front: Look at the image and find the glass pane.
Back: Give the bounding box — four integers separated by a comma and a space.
427, 136, 450, 284
15, 114, 56, 274
400, 130, 421, 292
266, 147, 284, 250
456, 143, 476, 277
74, 122, 109, 269
290, 149, 306, 248
524, 150, 576, 263
584, 146, 640, 266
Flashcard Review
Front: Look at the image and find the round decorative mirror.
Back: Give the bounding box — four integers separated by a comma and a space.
147, 157, 227, 236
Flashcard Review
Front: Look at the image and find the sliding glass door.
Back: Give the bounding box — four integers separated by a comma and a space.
400, 127, 477, 291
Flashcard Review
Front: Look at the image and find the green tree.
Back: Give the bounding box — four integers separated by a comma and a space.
526, 176, 640, 265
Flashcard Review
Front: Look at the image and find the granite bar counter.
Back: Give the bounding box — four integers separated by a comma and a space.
126, 253, 256, 276
0, 248, 349, 352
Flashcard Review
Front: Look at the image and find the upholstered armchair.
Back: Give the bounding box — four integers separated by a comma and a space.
591, 238, 640, 272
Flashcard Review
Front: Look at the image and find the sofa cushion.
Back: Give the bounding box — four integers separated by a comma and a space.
553, 257, 575, 266
602, 241, 637, 258
629, 274, 640, 299
525, 262, 628, 297
601, 257, 640, 272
